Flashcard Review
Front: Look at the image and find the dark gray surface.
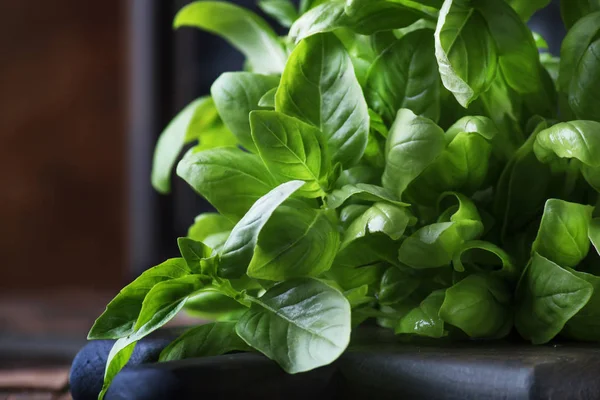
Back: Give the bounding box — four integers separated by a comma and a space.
70, 328, 600, 400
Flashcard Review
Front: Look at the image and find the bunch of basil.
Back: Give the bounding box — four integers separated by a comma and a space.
89, 0, 600, 397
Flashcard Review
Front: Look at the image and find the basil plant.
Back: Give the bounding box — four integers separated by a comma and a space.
90, 0, 600, 397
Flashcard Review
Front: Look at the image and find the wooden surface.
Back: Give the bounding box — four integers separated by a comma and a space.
0, 0, 126, 291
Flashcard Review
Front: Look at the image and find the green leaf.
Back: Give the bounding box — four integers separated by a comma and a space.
211, 72, 280, 152
334, 166, 382, 188
559, 12, 600, 121
177, 147, 278, 221
99, 274, 209, 398
532, 199, 593, 268
398, 193, 484, 269
159, 322, 251, 362
344, 285, 374, 308
562, 268, 600, 341
405, 131, 493, 206
88, 258, 190, 340
247, 206, 339, 280
589, 218, 600, 254
174, 1, 286, 74
218, 180, 305, 278
258, 0, 299, 28
236, 278, 351, 373
533, 32, 549, 51
187, 213, 235, 253
434, 0, 498, 107
177, 237, 212, 273
445, 115, 499, 141
184, 291, 247, 321
342, 203, 416, 247
289, 0, 435, 42
151, 97, 211, 194
326, 183, 409, 209
382, 109, 446, 199
379, 267, 421, 306
395, 290, 447, 338
440, 274, 511, 338
452, 240, 519, 281
505, 0, 551, 21
534, 121, 600, 167
339, 204, 370, 229
515, 253, 593, 344
366, 30, 440, 125
258, 87, 277, 108
250, 111, 329, 198
560, 0, 600, 30
276, 33, 369, 167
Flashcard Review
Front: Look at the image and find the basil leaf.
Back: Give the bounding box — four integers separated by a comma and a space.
159, 322, 251, 362
395, 289, 447, 338
379, 267, 421, 306
560, 0, 600, 29
187, 213, 235, 250
445, 115, 498, 141
250, 111, 329, 198
177, 147, 278, 221
100, 274, 209, 398
218, 180, 305, 278
534, 121, 600, 167
184, 291, 247, 321
342, 203, 416, 247
589, 218, 600, 255
440, 274, 511, 338
177, 237, 212, 273
211, 72, 280, 152
88, 258, 190, 340
276, 33, 369, 167
258, 0, 299, 28
258, 87, 277, 108
326, 183, 409, 209
505, 0, 551, 21
236, 278, 351, 373
366, 30, 440, 125
174, 1, 286, 74
532, 199, 593, 268
152, 97, 209, 194
452, 240, 518, 281
562, 268, 600, 341
383, 109, 446, 199
515, 252, 593, 344
434, 0, 498, 107
559, 12, 600, 121
247, 206, 339, 280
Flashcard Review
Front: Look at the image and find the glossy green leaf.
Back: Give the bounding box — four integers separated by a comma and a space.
258, 0, 299, 28
440, 274, 511, 338
211, 72, 280, 152
382, 109, 446, 199
174, 1, 286, 74
562, 268, 600, 341
344, 285, 374, 308
334, 166, 382, 188
515, 253, 593, 344
559, 12, 600, 121
379, 267, 421, 306
534, 121, 600, 167
184, 291, 247, 321
276, 33, 369, 167
532, 199, 593, 268
560, 0, 600, 29
247, 206, 339, 280
395, 290, 447, 338
434, 0, 498, 107
326, 183, 409, 209
236, 278, 351, 373
218, 180, 304, 278
250, 111, 329, 198
342, 203, 415, 247
505, 0, 551, 21
177, 147, 278, 221
589, 218, 600, 254
187, 213, 235, 251
88, 258, 191, 340
151, 98, 210, 194
445, 115, 498, 141
177, 237, 212, 273
98, 339, 135, 399
366, 30, 440, 125
258, 87, 277, 108
452, 240, 518, 281
159, 322, 251, 362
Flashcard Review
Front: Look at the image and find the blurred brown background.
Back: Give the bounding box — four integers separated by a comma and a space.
0, 0, 126, 292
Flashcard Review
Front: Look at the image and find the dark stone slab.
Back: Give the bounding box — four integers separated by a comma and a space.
70, 327, 600, 400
